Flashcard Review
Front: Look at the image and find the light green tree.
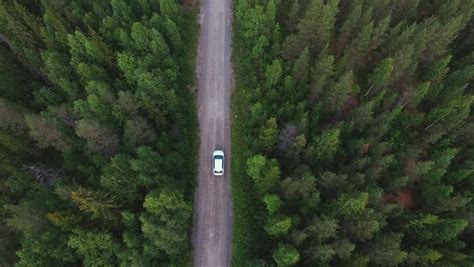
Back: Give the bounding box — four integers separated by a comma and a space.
247, 154, 281, 194
265, 59, 283, 88
68, 230, 119, 267
140, 188, 192, 259
264, 215, 292, 237
273, 244, 300, 266
366, 57, 394, 96
263, 194, 282, 215
257, 117, 278, 152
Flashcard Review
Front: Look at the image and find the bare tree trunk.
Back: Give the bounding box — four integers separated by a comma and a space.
424, 117, 445, 131
364, 85, 374, 97
22, 163, 63, 185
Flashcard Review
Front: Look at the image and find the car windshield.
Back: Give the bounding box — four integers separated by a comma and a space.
214, 155, 224, 159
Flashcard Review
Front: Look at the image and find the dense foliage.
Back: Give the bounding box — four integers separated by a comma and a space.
0, 0, 197, 265
233, 0, 474, 266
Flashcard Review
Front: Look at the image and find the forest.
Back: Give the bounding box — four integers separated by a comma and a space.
1, 0, 474, 266
232, 0, 474, 266
0, 0, 198, 265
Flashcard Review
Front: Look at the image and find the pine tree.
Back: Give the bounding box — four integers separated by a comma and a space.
100, 154, 140, 203
307, 127, 341, 164
292, 47, 310, 87
0, 99, 28, 135
265, 59, 283, 89
286, 0, 301, 33
332, 239, 355, 259
329, 192, 369, 218
25, 114, 72, 152
123, 117, 156, 148
336, 2, 362, 55
304, 215, 338, 242
368, 234, 407, 266
68, 230, 119, 266
140, 188, 192, 259
293, 0, 339, 55
41, 51, 79, 99
320, 71, 354, 114
257, 117, 278, 152
75, 119, 119, 156
309, 52, 335, 102
71, 187, 119, 222
280, 172, 316, 200
366, 57, 394, 96
16, 229, 77, 266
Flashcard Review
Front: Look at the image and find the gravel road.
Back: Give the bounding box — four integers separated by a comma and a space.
192, 0, 233, 265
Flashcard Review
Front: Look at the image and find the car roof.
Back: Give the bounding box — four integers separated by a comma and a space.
214, 158, 223, 171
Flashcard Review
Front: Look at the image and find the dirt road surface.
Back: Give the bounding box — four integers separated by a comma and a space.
192, 0, 233, 265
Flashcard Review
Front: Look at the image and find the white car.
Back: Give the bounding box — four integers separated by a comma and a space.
213, 150, 225, 176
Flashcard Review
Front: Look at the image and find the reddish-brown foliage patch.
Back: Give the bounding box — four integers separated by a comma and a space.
361, 143, 370, 155
398, 188, 415, 209
417, 8, 432, 20
384, 188, 415, 210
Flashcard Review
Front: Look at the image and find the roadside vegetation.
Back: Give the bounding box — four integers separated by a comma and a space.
233, 0, 474, 266
231, 61, 268, 264
0, 0, 198, 265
